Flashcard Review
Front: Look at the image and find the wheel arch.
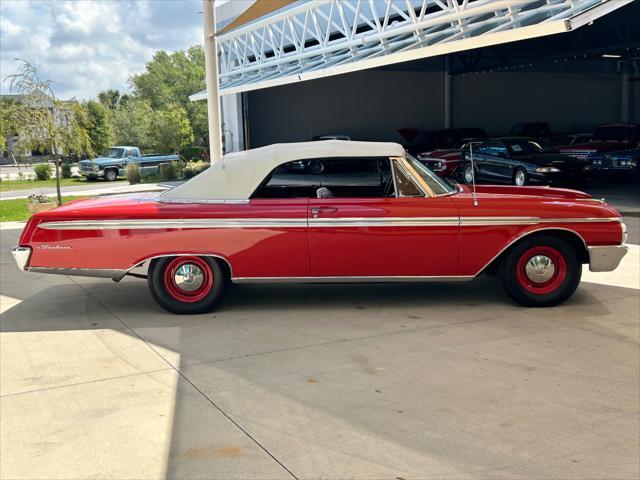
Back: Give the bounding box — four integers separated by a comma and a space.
118, 253, 233, 281
479, 227, 589, 275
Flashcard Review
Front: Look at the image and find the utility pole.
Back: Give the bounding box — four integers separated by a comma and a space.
202, 0, 223, 162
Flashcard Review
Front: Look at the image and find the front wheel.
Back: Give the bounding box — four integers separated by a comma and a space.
148, 256, 227, 314
104, 169, 118, 182
499, 235, 581, 307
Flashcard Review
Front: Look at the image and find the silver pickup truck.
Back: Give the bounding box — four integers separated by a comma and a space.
79, 146, 179, 181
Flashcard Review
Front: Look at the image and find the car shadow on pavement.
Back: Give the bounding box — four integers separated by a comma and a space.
2, 261, 639, 478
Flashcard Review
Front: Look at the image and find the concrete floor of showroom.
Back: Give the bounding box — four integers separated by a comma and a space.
0, 181, 637, 479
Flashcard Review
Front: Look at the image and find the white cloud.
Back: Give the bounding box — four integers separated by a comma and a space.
0, 0, 203, 100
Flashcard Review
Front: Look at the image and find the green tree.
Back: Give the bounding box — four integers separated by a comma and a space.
85, 100, 115, 156
97, 89, 121, 110
130, 45, 207, 144
5, 60, 90, 204
112, 98, 154, 151
0, 98, 25, 157
151, 104, 194, 153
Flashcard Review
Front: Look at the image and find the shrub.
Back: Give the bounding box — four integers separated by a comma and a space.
61, 162, 72, 179
159, 161, 178, 181
183, 161, 210, 179
179, 146, 207, 161
125, 163, 141, 184
34, 163, 52, 181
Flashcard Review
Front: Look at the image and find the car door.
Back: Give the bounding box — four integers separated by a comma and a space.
308, 157, 459, 277
476, 141, 509, 182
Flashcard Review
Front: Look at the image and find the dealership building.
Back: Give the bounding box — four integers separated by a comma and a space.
196, 0, 639, 154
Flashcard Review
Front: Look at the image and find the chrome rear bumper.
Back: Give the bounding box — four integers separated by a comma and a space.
587, 245, 628, 272
11, 246, 32, 271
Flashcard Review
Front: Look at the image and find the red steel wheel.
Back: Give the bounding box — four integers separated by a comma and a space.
163, 256, 214, 303
148, 256, 227, 314
500, 234, 581, 307
515, 246, 567, 295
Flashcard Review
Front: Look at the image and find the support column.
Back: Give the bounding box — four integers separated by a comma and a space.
203, 0, 223, 162
621, 71, 630, 123
444, 56, 452, 129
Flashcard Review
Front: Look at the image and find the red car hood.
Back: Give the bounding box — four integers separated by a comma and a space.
468, 185, 592, 200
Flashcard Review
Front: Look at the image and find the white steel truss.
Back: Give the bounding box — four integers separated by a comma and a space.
191, 0, 633, 98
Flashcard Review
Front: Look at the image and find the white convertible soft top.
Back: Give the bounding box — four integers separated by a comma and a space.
161, 140, 405, 201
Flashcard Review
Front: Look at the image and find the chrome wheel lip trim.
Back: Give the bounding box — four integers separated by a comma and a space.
524, 255, 556, 283
174, 264, 205, 292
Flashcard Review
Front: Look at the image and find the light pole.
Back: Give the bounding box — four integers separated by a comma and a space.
202, 0, 223, 162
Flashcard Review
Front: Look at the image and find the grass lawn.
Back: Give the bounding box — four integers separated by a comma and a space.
0, 177, 123, 192
0, 196, 90, 222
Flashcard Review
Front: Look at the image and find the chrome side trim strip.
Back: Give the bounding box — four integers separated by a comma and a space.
231, 275, 475, 284
28, 267, 126, 279
587, 245, 628, 272
38, 218, 308, 230
37, 216, 623, 231
309, 217, 460, 227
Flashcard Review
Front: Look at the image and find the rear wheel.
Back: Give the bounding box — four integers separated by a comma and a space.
463, 163, 474, 184
148, 256, 227, 314
513, 168, 528, 186
499, 235, 581, 307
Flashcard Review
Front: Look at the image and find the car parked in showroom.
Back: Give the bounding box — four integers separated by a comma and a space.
12, 141, 627, 314
415, 139, 482, 179
459, 137, 590, 186
558, 123, 640, 160
79, 146, 179, 181
588, 147, 640, 177
403, 127, 488, 156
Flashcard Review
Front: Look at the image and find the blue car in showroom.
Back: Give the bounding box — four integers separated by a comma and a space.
458, 137, 590, 186
588, 148, 639, 178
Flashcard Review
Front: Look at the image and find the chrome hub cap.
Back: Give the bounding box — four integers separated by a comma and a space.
515, 171, 525, 186
525, 255, 556, 284
174, 264, 204, 292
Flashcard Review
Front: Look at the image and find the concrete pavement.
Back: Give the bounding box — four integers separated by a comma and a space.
1, 216, 638, 479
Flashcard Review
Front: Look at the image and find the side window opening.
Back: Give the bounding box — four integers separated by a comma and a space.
251, 157, 395, 199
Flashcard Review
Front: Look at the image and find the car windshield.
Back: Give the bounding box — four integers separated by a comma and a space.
404, 153, 456, 195
104, 148, 125, 158
504, 140, 545, 155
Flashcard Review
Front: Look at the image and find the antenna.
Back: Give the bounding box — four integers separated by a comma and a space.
468, 141, 483, 207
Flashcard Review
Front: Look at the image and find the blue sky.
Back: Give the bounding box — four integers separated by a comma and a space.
1, 0, 205, 100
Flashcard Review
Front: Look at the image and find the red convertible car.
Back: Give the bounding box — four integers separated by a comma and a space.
12, 141, 628, 314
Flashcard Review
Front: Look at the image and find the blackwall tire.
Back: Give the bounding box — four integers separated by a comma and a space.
463, 164, 474, 184
499, 235, 581, 307
513, 168, 528, 186
148, 256, 227, 314
105, 169, 118, 182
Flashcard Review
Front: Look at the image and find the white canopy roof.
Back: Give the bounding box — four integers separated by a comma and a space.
161, 140, 405, 201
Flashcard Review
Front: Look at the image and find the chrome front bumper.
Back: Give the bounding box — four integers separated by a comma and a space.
587, 245, 628, 272
11, 246, 32, 271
